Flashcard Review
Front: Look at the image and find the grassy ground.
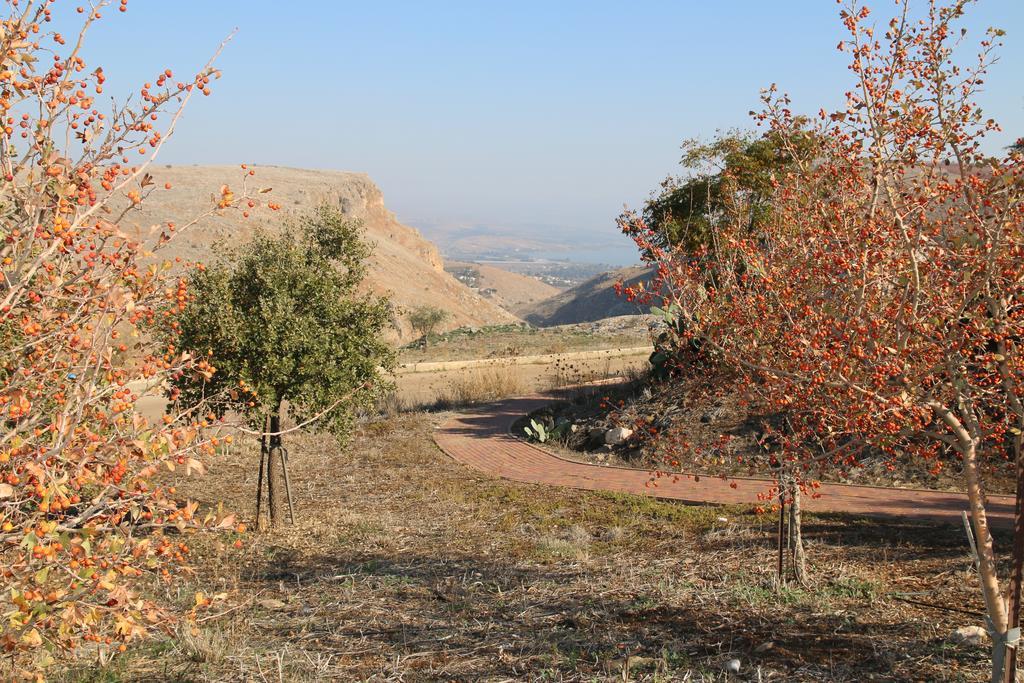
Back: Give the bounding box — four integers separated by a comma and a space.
55, 410, 1000, 682
398, 320, 650, 364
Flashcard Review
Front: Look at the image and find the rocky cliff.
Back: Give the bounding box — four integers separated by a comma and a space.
121, 165, 519, 340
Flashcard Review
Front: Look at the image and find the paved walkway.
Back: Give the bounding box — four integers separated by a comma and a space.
434, 392, 1016, 528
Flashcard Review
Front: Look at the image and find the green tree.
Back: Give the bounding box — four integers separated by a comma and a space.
642, 127, 818, 256
408, 305, 449, 347
171, 205, 395, 526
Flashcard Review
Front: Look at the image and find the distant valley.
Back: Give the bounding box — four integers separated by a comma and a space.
122, 165, 649, 339
407, 217, 639, 267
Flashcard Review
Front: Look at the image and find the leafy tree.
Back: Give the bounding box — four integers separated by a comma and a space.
172, 205, 395, 526
409, 305, 449, 347
640, 127, 817, 257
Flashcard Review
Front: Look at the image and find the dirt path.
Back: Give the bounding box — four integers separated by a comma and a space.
435, 393, 1016, 528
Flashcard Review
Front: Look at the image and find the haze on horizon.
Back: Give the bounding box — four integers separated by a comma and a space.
83, 1, 1024, 266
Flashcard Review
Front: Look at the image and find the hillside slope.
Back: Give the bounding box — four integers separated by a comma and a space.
445, 260, 560, 316
521, 266, 651, 326
121, 165, 519, 339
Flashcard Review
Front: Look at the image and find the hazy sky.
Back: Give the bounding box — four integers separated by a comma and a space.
81, 1, 1023, 264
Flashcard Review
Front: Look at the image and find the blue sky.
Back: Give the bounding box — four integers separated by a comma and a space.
82, 1, 1023, 264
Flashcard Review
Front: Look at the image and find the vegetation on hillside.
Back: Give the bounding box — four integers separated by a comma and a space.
398, 318, 651, 363
408, 305, 450, 348
641, 128, 817, 256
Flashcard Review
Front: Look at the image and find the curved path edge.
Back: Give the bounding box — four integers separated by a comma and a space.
434, 391, 1015, 529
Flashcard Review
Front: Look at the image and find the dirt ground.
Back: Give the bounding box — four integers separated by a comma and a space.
58, 407, 1004, 682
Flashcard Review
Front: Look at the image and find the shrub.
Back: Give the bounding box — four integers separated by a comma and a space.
409, 305, 449, 347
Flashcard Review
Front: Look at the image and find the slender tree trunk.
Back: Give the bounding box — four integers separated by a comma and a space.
962, 435, 1009, 635
267, 409, 283, 527
934, 402, 1011, 683
776, 483, 786, 590
256, 414, 269, 530
932, 402, 1008, 637
789, 477, 807, 586
1003, 431, 1024, 683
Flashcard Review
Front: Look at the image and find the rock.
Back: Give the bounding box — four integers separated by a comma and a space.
258, 598, 288, 611
628, 655, 654, 670
604, 427, 634, 446
949, 625, 988, 647
585, 429, 606, 450
724, 658, 741, 674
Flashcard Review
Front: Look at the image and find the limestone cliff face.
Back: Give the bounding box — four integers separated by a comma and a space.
297, 170, 446, 273
122, 165, 518, 340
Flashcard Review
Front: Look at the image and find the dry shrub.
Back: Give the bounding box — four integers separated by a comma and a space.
435, 364, 526, 408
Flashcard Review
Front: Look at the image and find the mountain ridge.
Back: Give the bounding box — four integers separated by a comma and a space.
120, 165, 519, 340
520, 265, 653, 326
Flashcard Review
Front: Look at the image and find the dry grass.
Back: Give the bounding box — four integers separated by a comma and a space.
54, 411, 999, 682
398, 319, 651, 364
434, 364, 526, 407
390, 363, 528, 412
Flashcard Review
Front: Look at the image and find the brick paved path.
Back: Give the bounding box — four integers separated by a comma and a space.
434, 393, 1016, 528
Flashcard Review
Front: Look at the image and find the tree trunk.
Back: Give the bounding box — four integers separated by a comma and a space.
932, 402, 1008, 636
961, 434, 1009, 637
1003, 431, 1024, 683
256, 414, 269, 531
789, 477, 807, 586
776, 483, 786, 590
933, 403, 1010, 683
266, 409, 283, 527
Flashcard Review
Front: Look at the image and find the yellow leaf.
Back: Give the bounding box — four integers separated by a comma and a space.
21, 628, 42, 647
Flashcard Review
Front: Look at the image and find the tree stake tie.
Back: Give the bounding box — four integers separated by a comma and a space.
963, 510, 981, 574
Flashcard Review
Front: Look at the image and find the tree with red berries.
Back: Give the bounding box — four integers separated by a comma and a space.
0, 1, 274, 676
621, 2, 1023, 678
